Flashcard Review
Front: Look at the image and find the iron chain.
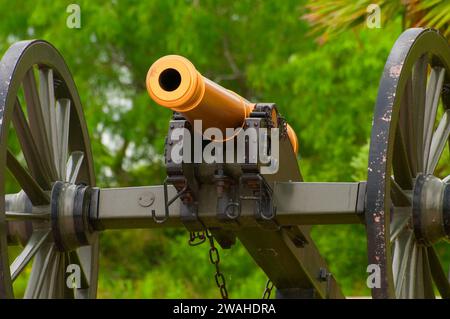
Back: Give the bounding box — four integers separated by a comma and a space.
262, 279, 274, 299
188, 228, 229, 299
205, 229, 229, 299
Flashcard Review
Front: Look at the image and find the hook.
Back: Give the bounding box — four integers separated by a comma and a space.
152, 178, 188, 224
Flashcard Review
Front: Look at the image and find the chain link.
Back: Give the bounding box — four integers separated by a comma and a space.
262, 279, 274, 299
187, 228, 229, 299
188, 231, 206, 246
205, 229, 229, 299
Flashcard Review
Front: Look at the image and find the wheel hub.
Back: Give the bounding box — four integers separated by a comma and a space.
413, 174, 450, 245
51, 181, 95, 251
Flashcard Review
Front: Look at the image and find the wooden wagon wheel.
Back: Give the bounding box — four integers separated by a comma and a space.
366, 28, 450, 298
0, 40, 98, 298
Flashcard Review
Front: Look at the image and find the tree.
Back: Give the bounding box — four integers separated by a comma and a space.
2, 0, 446, 297
304, 0, 450, 43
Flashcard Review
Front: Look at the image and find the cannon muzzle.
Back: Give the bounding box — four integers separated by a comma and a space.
146, 55, 298, 153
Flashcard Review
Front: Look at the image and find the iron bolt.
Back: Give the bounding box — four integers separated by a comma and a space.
318, 268, 330, 282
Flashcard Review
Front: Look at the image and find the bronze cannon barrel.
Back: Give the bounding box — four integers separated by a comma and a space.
146, 55, 298, 153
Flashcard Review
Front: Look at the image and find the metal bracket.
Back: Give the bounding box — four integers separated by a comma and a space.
237, 109, 280, 230
163, 174, 202, 230
164, 117, 203, 231
239, 173, 279, 230
211, 167, 239, 249
214, 168, 241, 223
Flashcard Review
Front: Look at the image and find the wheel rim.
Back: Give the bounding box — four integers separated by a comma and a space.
0, 40, 98, 298
366, 28, 450, 298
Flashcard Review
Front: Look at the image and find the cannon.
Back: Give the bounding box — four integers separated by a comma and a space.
146, 54, 299, 152
0, 27, 450, 299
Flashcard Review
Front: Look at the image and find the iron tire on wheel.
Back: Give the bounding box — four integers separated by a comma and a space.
366, 28, 450, 299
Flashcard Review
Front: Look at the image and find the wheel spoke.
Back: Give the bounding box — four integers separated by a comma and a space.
23, 68, 57, 180
390, 177, 411, 207
392, 230, 409, 290
6, 211, 50, 221
427, 246, 450, 298
6, 149, 49, 205
10, 230, 51, 281
68, 250, 89, 290
422, 247, 436, 298
393, 127, 414, 189
66, 151, 84, 184
33, 247, 56, 299
427, 109, 450, 173
395, 231, 414, 298
12, 98, 51, 189
390, 207, 410, 242
407, 242, 418, 298
423, 67, 445, 171
47, 252, 62, 298
47, 252, 74, 298
75, 244, 97, 298
62, 253, 75, 298
39, 67, 60, 178
414, 247, 425, 298
399, 76, 418, 176
56, 99, 71, 181
24, 243, 55, 298
411, 54, 428, 173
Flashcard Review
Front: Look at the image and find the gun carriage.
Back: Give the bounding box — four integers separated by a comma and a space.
0, 28, 450, 299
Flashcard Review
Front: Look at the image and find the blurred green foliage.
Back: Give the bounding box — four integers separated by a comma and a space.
0, 0, 448, 298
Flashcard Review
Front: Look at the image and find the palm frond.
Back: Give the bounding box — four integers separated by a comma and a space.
414, 0, 450, 35
303, 0, 450, 41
